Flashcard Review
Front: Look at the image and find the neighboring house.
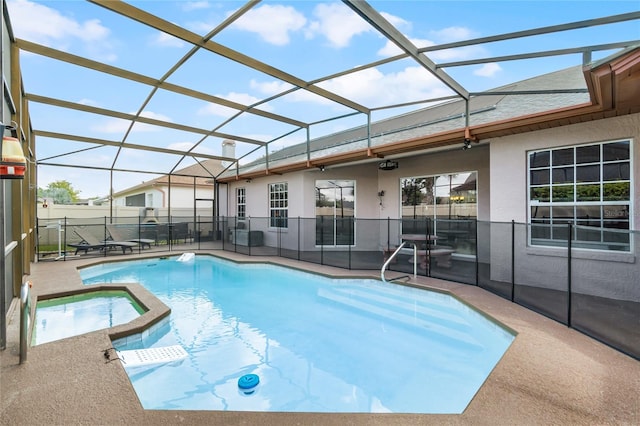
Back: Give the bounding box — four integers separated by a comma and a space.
111, 159, 223, 211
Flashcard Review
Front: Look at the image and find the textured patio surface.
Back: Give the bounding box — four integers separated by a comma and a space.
2, 251, 639, 425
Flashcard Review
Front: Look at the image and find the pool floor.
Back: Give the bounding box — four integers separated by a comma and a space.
32, 290, 144, 346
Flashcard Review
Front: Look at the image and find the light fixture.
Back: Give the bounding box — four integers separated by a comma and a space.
378, 160, 398, 171
463, 127, 477, 151
318, 165, 325, 172
1, 125, 26, 180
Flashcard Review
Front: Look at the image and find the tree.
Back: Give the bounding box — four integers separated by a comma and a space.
38, 180, 81, 204
401, 177, 434, 219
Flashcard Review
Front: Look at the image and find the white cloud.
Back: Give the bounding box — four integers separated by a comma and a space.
380, 12, 411, 32
198, 92, 274, 118
317, 66, 450, 107
250, 79, 294, 96
197, 102, 237, 118
474, 63, 502, 77
250, 63, 451, 110
231, 4, 306, 45
378, 27, 484, 62
166, 141, 197, 151
307, 2, 372, 48
377, 30, 483, 62
139, 111, 173, 122
7, 0, 115, 61
166, 141, 216, 156
377, 37, 436, 57
92, 111, 173, 133
152, 31, 185, 48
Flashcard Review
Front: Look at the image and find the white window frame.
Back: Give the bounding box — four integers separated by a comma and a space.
527, 139, 633, 252
400, 171, 478, 221
269, 182, 288, 229
236, 187, 246, 219
315, 179, 356, 247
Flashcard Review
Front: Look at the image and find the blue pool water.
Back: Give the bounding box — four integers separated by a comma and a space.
32, 290, 144, 346
80, 255, 514, 413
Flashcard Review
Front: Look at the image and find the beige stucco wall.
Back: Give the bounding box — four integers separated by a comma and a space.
222, 146, 490, 250
224, 144, 490, 222
487, 114, 639, 300
168, 185, 215, 210
489, 113, 639, 229
371, 144, 490, 221
112, 185, 215, 210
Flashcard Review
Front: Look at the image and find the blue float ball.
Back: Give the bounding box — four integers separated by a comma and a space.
238, 374, 260, 394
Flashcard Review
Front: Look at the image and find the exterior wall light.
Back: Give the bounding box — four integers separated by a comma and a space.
1, 126, 26, 179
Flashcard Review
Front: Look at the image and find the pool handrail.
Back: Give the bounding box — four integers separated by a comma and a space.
381, 242, 417, 282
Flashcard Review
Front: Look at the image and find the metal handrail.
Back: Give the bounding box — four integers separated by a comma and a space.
381, 242, 417, 282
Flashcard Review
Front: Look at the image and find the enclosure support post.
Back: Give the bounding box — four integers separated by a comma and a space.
320, 216, 324, 265
348, 218, 352, 270
297, 217, 301, 261
567, 222, 572, 327
511, 220, 515, 302
63, 217, 68, 261
474, 219, 479, 286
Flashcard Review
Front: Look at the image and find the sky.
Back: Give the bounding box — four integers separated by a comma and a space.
6, 0, 640, 198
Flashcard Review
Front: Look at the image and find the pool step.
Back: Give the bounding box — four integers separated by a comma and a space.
116, 345, 187, 367
317, 288, 482, 349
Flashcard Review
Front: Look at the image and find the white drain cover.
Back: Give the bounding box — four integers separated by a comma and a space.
117, 345, 187, 367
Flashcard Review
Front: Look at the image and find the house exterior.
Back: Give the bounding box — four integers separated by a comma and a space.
215, 49, 639, 313
218, 50, 638, 231
110, 159, 223, 217
1, 0, 638, 361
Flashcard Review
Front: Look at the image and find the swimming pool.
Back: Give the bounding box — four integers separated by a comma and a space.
81, 255, 514, 413
32, 290, 144, 346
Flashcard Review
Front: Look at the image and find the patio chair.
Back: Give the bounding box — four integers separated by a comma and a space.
106, 224, 154, 249
70, 227, 137, 255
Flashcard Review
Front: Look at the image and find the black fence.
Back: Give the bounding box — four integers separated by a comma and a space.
36, 216, 639, 360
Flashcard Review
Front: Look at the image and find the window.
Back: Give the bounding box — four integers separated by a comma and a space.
315, 180, 355, 246
125, 193, 145, 207
400, 172, 477, 254
528, 140, 631, 251
269, 182, 288, 228
401, 172, 477, 220
236, 187, 246, 219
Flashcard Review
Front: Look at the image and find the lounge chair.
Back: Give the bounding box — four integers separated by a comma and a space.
106, 224, 154, 249
70, 227, 137, 255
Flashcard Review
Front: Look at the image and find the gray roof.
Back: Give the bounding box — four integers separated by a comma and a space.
232, 66, 588, 176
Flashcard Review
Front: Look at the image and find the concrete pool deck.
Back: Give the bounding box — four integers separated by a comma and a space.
2, 251, 639, 425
